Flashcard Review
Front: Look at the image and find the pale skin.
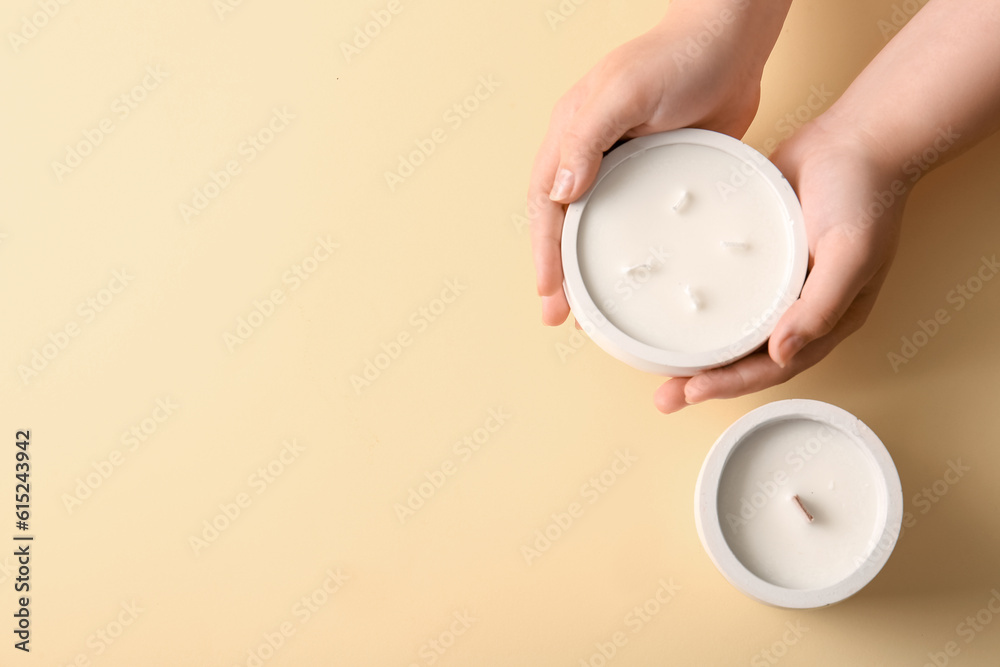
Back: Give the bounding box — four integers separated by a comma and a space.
528, 0, 1000, 413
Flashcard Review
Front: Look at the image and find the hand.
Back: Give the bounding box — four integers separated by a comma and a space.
528, 3, 790, 325
655, 118, 907, 413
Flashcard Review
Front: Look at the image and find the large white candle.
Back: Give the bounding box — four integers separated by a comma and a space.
695, 399, 904, 608
561, 129, 808, 376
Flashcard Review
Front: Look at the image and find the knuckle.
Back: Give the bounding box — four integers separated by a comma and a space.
561, 127, 603, 162
839, 308, 869, 338
732, 366, 753, 395
808, 306, 842, 337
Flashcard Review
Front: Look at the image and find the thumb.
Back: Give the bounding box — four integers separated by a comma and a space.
768, 232, 879, 367
548, 93, 646, 204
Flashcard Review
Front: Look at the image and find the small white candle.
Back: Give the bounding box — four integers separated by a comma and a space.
560, 129, 808, 376
695, 400, 904, 608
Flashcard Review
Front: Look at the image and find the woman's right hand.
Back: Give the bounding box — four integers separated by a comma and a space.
528, 0, 793, 325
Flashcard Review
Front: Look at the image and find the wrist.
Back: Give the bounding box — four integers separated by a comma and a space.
657, 0, 791, 79
811, 107, 916, 196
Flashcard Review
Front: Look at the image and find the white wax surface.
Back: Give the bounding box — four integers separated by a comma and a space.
577, 143, 792, 355
716, 418, 882, 590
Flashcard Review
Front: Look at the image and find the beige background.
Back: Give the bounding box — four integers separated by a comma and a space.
3, 0, 1000, 665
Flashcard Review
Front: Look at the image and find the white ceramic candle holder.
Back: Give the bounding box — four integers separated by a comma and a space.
560, 128, 808, 376
694, 399, 904, 608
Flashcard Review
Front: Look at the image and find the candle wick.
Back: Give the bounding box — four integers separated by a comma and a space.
622, 262, 653, 275
671, 190, 689, 213
682, 284, 702, 311
792, 495, 814, 523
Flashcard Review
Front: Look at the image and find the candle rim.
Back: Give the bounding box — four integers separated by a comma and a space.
561, 129, 808, 377
694, 399, 904, 609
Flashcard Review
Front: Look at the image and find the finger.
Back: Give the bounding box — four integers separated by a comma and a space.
683, 351, 797, 405
768, 230, 882, 367
683, 284, 881, 405
528, 122, 569, 299
529, 195, 568, 300
682, 338, 829, 406
548, 86, 649, 204
654, 377, 692, 414
542, 292, 571, 327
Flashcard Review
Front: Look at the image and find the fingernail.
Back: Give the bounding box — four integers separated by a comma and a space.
778, 335, 806, 366
549, 168, 574, 201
